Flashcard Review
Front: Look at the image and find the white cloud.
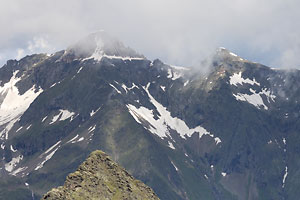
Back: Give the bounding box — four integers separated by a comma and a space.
16, 49, 25, 60
27, 37, 51, 53
0, 0, 300, 69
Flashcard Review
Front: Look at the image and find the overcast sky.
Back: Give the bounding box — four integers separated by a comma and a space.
0, 0, 300, 69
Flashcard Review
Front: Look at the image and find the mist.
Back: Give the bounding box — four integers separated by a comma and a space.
1, 0, 300, 69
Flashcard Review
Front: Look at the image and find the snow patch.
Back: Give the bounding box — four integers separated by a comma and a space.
82, 40, 144, 63
268, 140, 272, 144
10, 145, 17, 152
0, 119, 19, 140
49, 110, 75, 124
127, 83, 221, 143
88, 125, 96, 133
184, 80, 189, 87
16, 126, 23, 133
11, 166, 28, 176
171, 161, 179, 171
42, 116, 48, 122
59, 110, 75, 121
229, 52, 238, 57
0, 71, 43, 139
233, 92, 267, 110
103, 55, 144, 61
233, 88, 275, 110
67, 134, 79, 143
282, 166, 288, 188
128, 83, 139, 90
87, 38, 104, 62
120, 83, 140, 93
44, 141, 61, 154
26, 124, 32, 130
35, 141, 61, 170
5, 155, 23, 172
121, 84, 128, 93
50, 83, 56, 88
214, 137, 222, 145
168, 141, 175, 150
167, 68, 182, 80
49, 114, 60, 124
90, 107, 101, 117
109, 84, 122, 94
77, 66, 83, 74
229, 72, 260, 86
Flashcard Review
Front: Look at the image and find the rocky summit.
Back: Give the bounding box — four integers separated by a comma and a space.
0, 31, 299, 200
42, 150, 159, 200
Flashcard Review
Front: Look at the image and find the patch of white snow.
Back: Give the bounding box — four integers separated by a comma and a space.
233, 88, 269, 110
42, 116, 48, 122
10, 145, 17, 152
50, 110, 75, 124
77, 66, 83, 74
109, 84, 122, 94
282, 166, 288, 188
26, 124, 32, 130
67, 134, 79, 143
0, 71, 43, 139
229, 72, 260, 87
5, 155, 23, 172
127, 83, 221, 143
59, 110, 75, 121
16, 126, 23, 133
168, 141, 175, 150
171, 161, 179, 171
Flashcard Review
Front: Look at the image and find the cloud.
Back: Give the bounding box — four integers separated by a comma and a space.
27, 37, 52, 53
16, 49, 25, 60
0, 0, 300, 69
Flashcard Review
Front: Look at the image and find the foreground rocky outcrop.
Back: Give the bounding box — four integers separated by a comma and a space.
42, 150, 159, 200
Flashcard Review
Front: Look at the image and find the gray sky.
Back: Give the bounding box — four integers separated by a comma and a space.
1, 0, 300, 69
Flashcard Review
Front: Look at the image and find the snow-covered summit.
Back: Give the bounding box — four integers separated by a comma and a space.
67, 31, 145, 61
215, 47, 244, 61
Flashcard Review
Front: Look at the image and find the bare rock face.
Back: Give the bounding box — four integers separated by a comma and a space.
42, 150, 159, 200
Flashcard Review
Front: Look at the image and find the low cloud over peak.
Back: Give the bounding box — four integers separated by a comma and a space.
1, 0, 300, 69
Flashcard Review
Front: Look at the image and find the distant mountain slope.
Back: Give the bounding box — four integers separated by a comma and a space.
42, 150, 159, 200
0, 31, 299, 200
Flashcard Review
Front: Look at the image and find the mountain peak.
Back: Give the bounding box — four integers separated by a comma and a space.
66, 31, 145, 61
215, 47, 245, 62
42, 150, 160, 200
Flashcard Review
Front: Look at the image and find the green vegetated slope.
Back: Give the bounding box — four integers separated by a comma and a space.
42, 150, 160, 200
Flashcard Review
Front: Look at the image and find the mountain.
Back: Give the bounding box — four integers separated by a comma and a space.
0, 31, 299, 200
42, 150, 159, 200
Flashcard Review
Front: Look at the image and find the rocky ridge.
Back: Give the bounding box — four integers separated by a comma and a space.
43, 150, 159, 200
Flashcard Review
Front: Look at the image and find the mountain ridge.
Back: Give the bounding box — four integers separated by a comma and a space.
0, 32, 299, 200
42, 150, 160, 200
